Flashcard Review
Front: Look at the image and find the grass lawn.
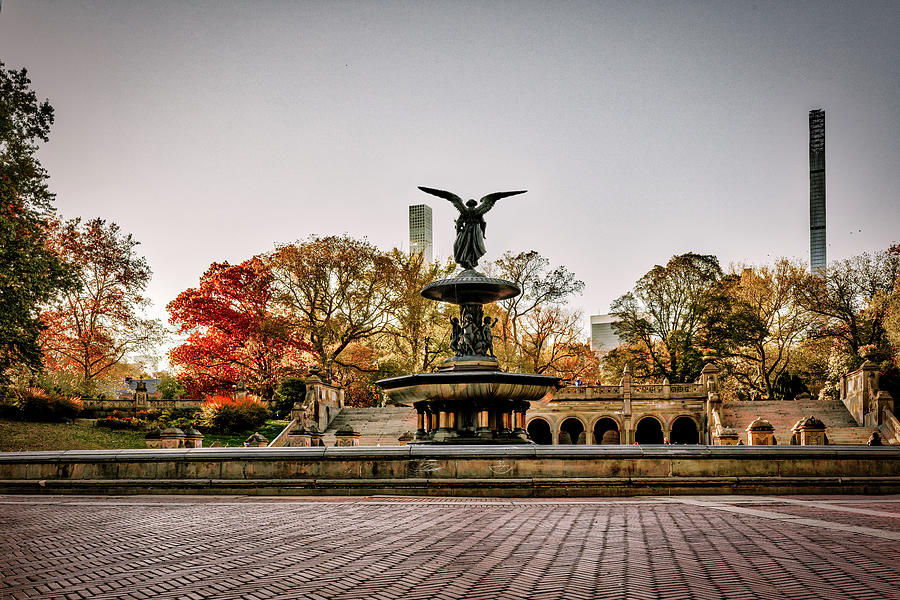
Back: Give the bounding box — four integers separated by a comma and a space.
0, 418, 291, 452
201, 419, 289, 447
0, 419, 146, 452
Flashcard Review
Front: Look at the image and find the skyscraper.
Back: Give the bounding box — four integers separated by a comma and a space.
409, 204, 433, 263
809, 109, 826, 272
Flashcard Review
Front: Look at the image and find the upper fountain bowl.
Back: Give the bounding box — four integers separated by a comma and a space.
421, 269, 520, 305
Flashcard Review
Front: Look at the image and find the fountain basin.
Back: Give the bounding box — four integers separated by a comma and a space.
421, 272, 520, 304
378, 371, 559, 406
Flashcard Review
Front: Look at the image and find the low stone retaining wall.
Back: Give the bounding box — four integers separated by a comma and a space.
1, 446, 899, 497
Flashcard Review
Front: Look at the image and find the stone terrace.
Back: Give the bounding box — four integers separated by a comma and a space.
1, 494, 899, 599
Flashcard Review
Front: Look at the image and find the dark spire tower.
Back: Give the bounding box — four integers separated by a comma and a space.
809, 109, 826, 272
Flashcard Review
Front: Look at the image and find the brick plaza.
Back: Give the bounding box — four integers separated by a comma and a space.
2, 495, 899, 600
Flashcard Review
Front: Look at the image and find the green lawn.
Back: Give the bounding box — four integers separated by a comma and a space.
0, 418, 291, 452
0, 419, 146, 452
201, 420, 289, 447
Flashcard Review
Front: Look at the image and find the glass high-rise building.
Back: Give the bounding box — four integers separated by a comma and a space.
809, 109, 826, 272
409, 204, 433, 263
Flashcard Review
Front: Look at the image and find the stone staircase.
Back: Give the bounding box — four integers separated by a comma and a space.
721, 398, 879, 445
323, 407, 418, 446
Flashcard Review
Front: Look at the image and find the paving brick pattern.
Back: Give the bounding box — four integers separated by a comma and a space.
2, 496, 900, 600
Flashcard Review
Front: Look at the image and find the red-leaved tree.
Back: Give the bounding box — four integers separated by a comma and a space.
168, 257, 310, 399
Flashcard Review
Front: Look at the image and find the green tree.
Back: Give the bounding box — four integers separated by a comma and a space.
610, 253, 726, 383
383, 249, 455, 373
155, 372, 185, 400
272, 376, 306, 419
0, 62, 77, 386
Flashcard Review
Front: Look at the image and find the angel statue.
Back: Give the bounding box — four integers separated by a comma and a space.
418, 186, 527, 270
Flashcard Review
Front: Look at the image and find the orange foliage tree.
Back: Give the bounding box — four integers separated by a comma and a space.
168, 257, 311, 399
40, 218, 165, 393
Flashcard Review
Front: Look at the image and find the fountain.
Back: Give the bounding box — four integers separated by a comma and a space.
376, 187, 561, 443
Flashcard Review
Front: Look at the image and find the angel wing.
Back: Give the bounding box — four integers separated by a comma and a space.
418, 186, 466, 214
473, 190, 527, 216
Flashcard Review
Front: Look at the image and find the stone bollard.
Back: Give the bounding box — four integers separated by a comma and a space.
335, 424, 360, 446
184, 426, 204, 448
245, 432, 269, 447
144, 427, 163, 449
308, 424, 325, 447
715, 427, 740, 445
746, 417, 776, 445
287, 426, 311, 447
792, 416, 827, 445
160, 427, 186, 449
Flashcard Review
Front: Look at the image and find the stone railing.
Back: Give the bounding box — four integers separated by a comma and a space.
555, 383, 706, 401
267, 419, 297, 447
79, 398, 204, 416
883, 408, 900, 445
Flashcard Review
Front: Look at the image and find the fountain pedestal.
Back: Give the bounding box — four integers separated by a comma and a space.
377, 269, 560, 444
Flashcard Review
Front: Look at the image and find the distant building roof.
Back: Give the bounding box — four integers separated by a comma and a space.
120, 378, 160, 396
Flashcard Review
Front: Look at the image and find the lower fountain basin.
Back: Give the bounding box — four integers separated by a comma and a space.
377, 371, 560, 406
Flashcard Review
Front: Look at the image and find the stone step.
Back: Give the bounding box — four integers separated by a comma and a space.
323, 407, 417, 446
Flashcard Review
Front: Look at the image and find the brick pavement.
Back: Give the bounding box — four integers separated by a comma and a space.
1, 495, 899, 600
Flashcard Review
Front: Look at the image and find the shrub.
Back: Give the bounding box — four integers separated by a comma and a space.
15, 388, 82, 422
148, 408, 200, 431
199, 395, 269, 433
95, 411, 145, 430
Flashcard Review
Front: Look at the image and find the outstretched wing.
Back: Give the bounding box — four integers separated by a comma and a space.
473, 190, 527, 216
418, 186, 466, 213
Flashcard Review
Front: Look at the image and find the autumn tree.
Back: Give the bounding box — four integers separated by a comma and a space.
796, 249, 900, 357
40, 218, 165, 394
383, 249, 455, 373
268, 235, 398, 381
168, 257, 305, 399
489, 250, 585, 374
610, 253, 730, 383
0, 62, 76, 385
719, 260, 814, 399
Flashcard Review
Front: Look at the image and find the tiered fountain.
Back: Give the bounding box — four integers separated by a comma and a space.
376, 187, 560, 444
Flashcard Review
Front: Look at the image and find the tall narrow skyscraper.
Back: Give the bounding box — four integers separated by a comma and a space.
409, 204, 433, 263
809, 109, 826, 272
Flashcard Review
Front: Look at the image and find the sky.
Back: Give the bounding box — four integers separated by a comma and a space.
1, 1, 898, 359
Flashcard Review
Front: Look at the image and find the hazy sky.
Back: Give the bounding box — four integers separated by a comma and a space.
1, 1, 898, 351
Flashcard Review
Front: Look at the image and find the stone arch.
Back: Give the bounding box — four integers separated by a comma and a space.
526, 417, 553, 445
592, 416, 621, 445
635, 415, 664, 444
670, 415, 700, 444
559, 417, 586, 445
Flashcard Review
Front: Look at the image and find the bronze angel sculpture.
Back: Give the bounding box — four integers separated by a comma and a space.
418, 186, 527, 270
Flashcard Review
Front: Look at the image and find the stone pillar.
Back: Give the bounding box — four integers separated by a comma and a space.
746, 417, 776, 445
286, 425, 311, 447
714, 427, 740, 445
134, 380, 150, 411
308, 424, 324, 447
160, 427, 185, 449
793, 416, 827, 445
245, 432, 269, 447
873, 391, 895, 426
335, 424, 360, 446
184, 427, 204, 448
144, 427, 163, 449
415, 405, 427, 439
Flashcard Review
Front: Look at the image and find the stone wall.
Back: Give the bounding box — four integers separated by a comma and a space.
1, 446, 897, 497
